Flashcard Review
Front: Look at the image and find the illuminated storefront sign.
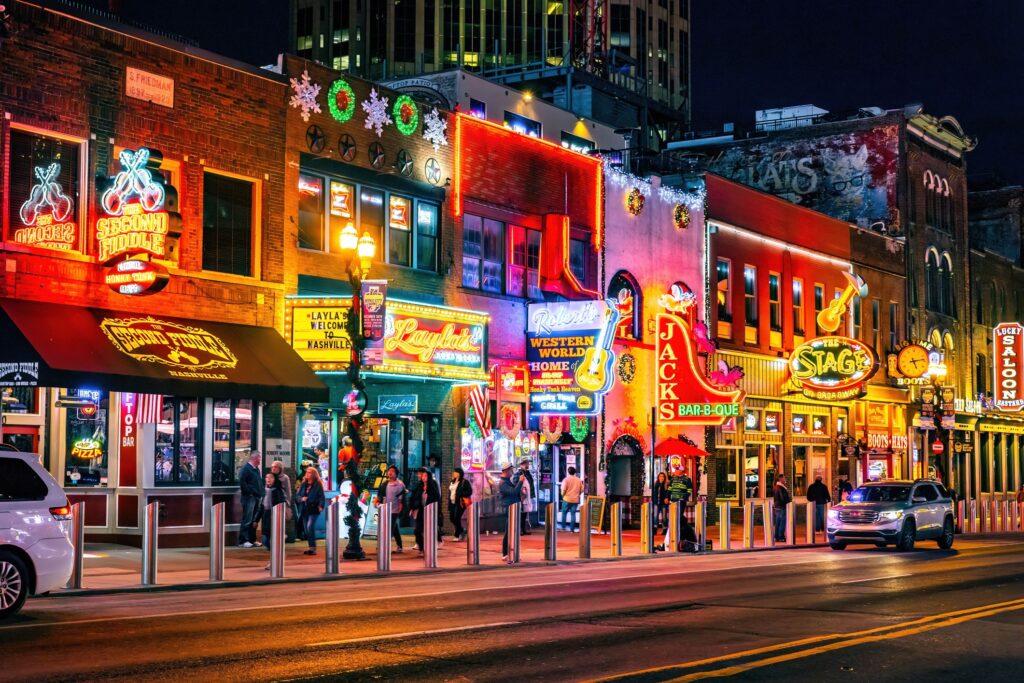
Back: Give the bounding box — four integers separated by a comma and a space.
285, 298, 489, 381
886, 340, 935, 386
100, 317, 238, 379
15, 162, 78, 251
103, 258, 170, 296
361, 280, 388, 365
96, 147, 171, 264
527, 300, 619, 416
994, 322, 1024, 412
70, 437, 104, 460
789, 336, 878, 401
491, 362, 528, 396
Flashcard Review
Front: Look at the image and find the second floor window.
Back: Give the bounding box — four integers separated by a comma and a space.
814, 284, 825, 335
744, 266, 757, 326
509, 225, 541, 299
203, 173, 254, 277
889, 302, 899, 350
768, 272, 782, 332
792, 278, 805, 335
462, 214, 503, 294
717, 259, 732, 323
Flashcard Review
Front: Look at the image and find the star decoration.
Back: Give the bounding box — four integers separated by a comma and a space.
369, 141, 385, 169
425, 158, 442, 185
422, 108, 448, 151
306, 125, 326, 153
361, 88, 393, 137
339, 134, 356, 161
396, 149, 413, 177
289, 69, 321, 122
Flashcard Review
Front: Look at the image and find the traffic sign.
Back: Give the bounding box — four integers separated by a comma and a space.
931, 441, 944, 454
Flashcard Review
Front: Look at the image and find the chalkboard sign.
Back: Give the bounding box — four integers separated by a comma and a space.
587, 495, 606, 533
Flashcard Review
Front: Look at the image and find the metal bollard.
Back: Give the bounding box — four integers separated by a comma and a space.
694, 501, 707, 551
742, 500, 756, 549
270, 502, 286, 578
377, 501, 392, 572
640, 502, 653, 554
578, 498, 591, 559
141, 502, 159, 586
67, 501, 85, 589
507, 502, 521, 563
969, 499, 978, 534
1002, 500, 1011, 533
805, 502, 816, 545
610, 502, 622, 557
763, 501, 775, 548
991, 498, 999, 533
718, 501, 731, 551
544, 503, 558, 561
209, 502, 225, 581
956, 500, 965, 534
424, 502, 438, 568
785, 502, 796, 545
325, 497, 341, 575
667, 502, 681, 553
467, 502, 480, 565
1014, 501, 1022, 531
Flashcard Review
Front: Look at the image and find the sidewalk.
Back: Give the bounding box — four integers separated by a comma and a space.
65, 518, 826, 596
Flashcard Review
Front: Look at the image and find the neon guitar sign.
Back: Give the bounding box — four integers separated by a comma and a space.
14, 163, 78, 251
95, 148, 170, 264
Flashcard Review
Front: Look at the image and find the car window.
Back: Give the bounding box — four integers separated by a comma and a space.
0, 457, 49, 501
934, 483, 949, 499
914, 484, 939, 502
849, 486, 910, 503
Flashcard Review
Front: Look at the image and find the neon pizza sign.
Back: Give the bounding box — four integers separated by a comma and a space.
15, 162, 78, 251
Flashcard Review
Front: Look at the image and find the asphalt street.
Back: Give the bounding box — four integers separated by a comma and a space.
2, 537, 1022, 682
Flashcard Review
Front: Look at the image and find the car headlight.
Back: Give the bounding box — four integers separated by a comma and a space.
878, 510, 903, 521
827, 509, 840, 520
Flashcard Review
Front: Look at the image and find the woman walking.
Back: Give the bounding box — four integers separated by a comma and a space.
653, 471, 670, 532
448, 467, 473, 541
297, 467, 326, 555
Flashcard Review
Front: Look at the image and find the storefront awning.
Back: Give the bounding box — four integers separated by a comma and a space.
0, 299, 328, 402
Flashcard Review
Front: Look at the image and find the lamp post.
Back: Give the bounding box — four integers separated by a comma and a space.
921, 357, 948, 480
338, 222, 376, 560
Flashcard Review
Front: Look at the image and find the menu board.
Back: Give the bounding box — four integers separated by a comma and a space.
587, 495, 606, 533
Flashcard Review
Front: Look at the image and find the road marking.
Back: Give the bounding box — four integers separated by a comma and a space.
307, 621, 519, 648
0, 552, 870, 632
593, 596, 1024, 682
840, 573, 912, 584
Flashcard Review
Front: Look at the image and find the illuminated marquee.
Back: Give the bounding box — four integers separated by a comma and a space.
96, 147, 171, 264
100, 317, 238, 379
15, 162, 78, 251
994, 322, 1024, 412
789, 336, 878, 401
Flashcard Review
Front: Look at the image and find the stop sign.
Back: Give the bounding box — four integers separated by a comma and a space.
931, 441, 944, 454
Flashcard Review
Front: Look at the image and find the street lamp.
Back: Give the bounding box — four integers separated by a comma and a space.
920, 354, 949, 480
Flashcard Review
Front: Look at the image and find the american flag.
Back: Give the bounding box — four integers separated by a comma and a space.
137, 394, 164, 424
468, 383, 490, 438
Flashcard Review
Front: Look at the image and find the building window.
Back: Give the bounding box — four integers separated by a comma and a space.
388, 195, 412, 266
359, 187, 385, 256
462, 214, 483, 289
976, 354, 987, 396
872, 298, 880, 350
469, 98, 486, 119
63, 389, 108, 488
298, 174, 324, 250
852, 295, 862, 339
768, 272, 781, 332
202, 173, 254, 276
7, 128, 84, 253
569, 237, 587, 285
744, 265, 757, 340
941, 253, 954, 315
560, 131, 595, 154
814, 283, 825, 335
481, 218, 504, 293
211, 399, 256, 486
609, 270, 642, 340
610, 3, 631, 48
155, 398, 201, 485
416, 202, 438, 272
716, 258, 732, 323
509, 225, 541, 299
792, 278, 805, 336
504, 111, 542, 137
889, 302, 899, 351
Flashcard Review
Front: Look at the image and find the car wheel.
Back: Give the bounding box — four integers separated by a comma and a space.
937, 517, 955, 549
896, 520, 916, 551
0, 550, 30, 619
829, 542, 847, 551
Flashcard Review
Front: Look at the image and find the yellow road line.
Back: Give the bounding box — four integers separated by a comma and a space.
593, 597, 1024, 682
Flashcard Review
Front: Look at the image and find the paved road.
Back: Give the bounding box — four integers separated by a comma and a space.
2, 537, 1023, 682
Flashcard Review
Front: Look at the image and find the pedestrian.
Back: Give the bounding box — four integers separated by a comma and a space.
238, 451, 263, 548
408, 467, 441, 555
560, 466, 585, 532
448, 467, 473, 541
668, 468, 689, 521
271, 460, 295, 543
261, 471, 287, 554
773, 473, 792, 542
838, 475, 854, 502
806, 475, 831, 533
375, 465, 407, 553
519, 459, 535, 534
499, 463, 525, 563
296, 467, 325, 555
653, 471, 670, 532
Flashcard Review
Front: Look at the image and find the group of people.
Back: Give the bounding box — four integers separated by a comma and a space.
374, 462, 476, 555
651, 469, 694, 534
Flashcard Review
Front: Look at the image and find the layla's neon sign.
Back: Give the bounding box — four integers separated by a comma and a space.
15, 163, 78, 251
96, 148, 170, 264
384, 317, 480, 364
789, 336, 878, 401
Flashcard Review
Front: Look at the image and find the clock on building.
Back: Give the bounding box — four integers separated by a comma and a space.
896, 344, 930, 378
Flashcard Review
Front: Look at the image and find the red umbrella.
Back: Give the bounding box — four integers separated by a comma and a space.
654, 436, 708, 459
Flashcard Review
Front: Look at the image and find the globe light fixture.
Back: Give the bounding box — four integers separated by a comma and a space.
340, 221, 359, 252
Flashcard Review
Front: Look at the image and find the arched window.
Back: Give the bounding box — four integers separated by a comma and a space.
929, 327, 942, 349
940, 252, 954, 315
925, 248, 940, 311
609, 270, 642, 341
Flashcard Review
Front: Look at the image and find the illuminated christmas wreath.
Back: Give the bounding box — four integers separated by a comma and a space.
540, 416, 564, 444
569, 415, 589, 442
328, 79, 357, 123
393, 95, 420, 135
673, 203, 690, 230
617, 352, 636, 384
627, 187, 645, 215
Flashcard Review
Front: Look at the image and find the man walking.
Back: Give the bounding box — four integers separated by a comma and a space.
499, 464, 525, 562
408, 467, 441, 555
773, 473, 792, 543
519, 459, 535, 534
238, 451, 263, 548
806, 475, 831, 534
376, 465, 407, 553
560, 467, 584, 532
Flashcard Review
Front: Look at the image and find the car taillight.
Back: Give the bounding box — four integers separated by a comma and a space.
50, 505, 72, 520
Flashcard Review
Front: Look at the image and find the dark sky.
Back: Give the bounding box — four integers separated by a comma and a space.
110, 0, 1021, 184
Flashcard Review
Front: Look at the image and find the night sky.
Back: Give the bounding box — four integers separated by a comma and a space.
109, 0, 1021, 184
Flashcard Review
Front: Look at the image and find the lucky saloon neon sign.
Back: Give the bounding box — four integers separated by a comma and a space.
15, 162, 78, 251
994, 322, 1024, 412
96, 148, 170, 264
656, 287, 744, 425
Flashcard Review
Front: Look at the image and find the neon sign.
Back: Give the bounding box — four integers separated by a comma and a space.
103, 258, 170, 296
100, 317, 238, 378
71, 438, 104, 460
15, 162, 78, 251
96, 148, 170, 264
789, 336, 878, 401
994, 322, 1024, 412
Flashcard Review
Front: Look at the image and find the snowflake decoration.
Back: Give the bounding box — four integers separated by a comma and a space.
361, 88, 393, 137
289, 69, 321, 122
422, 107, 448, 151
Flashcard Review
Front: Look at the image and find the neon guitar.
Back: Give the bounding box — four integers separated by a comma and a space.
816, 271, 868, 333
575, 308, 615, 392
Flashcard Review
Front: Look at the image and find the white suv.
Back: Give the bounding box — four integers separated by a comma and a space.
0, 451, 75, 618
827, 479, 955, 551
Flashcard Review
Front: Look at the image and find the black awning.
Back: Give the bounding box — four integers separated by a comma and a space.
0, 299, 328, 403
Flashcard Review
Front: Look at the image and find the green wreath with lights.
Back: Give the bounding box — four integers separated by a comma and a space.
627, 187, 645, 215
673, 203, 690, 230
328, 79, 357, 123
569, 415, 589, 442
393, 95, 419, 135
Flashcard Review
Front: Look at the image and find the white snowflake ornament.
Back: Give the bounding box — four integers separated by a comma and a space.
361, 88, 393, 137
289, 69, 322, 122
422, 108, 448, 151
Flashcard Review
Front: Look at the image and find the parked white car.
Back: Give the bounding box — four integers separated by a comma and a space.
0, 450, 74, 618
